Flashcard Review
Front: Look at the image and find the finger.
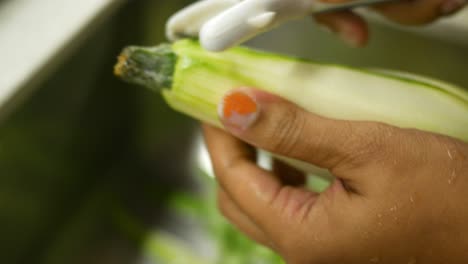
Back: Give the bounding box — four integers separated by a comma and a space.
217, 188, 272, 248
203, 124, 281, 218
314, 11, 369, 47
217, 89, 398, 180
373, 0, 466, 25
273, 159, 307, 187
203, 124, 318, 238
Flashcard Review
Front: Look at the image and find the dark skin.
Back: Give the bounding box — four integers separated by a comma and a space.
203, 2, 468, 263
314, 0, 467, 46
203, 88, 468, 264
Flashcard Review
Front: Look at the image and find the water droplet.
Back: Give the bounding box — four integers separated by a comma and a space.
409, 196, 414, 203
370, 257, 379, 263
448, 170, 456, 185
447, 149, 453, 160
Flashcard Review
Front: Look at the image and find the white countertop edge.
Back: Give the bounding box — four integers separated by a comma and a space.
0, 0, 125, 119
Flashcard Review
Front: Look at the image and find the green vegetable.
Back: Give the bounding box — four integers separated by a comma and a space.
114, 169, 283, 264
115, 39, 468, 142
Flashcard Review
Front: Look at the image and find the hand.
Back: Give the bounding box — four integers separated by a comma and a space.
203, 88, 468, 263
316, 0, 468, 47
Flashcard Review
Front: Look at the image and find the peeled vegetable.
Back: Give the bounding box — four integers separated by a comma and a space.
115, 39, 468, 144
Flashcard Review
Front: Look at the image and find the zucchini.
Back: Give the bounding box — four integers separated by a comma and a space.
115, 39, 468, 143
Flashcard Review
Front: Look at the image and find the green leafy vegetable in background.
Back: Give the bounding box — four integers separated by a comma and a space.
115, 170, 283, 264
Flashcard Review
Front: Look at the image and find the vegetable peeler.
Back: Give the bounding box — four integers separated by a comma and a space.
166, 0, 398, 51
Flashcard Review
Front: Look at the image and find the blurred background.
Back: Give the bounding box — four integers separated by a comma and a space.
0, 0, 467, 263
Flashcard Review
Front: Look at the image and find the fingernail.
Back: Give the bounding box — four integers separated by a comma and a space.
218, 90, 259, 130
440, 0, 467, 15
338, 28, 361, 48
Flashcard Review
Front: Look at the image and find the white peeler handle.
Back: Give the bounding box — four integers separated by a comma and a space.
166, 0, 398, 52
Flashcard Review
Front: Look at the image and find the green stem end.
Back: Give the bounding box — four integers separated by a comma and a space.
114, 44, 176, 92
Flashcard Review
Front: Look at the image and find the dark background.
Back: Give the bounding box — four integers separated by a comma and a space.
0, 1, 197, 263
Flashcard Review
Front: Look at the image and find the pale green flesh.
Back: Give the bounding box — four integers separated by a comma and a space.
163, 40, 468, 143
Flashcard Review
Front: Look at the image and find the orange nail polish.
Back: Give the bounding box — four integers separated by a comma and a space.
219, 91, 259, 130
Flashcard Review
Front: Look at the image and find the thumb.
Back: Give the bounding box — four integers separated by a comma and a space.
218, 88, 398, 179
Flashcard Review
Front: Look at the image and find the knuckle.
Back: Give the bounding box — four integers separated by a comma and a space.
269, 186, 294, 214
270, 186, 315, 223
269, 106, 306, 157
338, 122, 394, 167
218, 157, 251, 186
223, 154, 243, 171
361, 123, 395, 155
213, 154, 243, 180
